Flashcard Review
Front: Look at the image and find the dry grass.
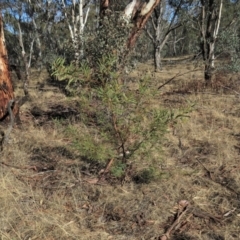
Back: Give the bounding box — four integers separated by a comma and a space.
1, 62, 240, 239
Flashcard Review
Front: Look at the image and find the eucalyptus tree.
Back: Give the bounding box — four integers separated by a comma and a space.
2, 0, 37, 93
216, 0, 240, 72
58, 0, 91, 65
197, 0, 240, 82
98, 0, 162, 68
198, 0, 223, 83
169, 0, 240, 83
2, 0, 56, 77
0, 13, 16, 121
101, 0, 164, 48
146, 0, 183, 71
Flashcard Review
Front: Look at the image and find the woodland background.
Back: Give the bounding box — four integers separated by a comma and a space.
0, 1, 240, 240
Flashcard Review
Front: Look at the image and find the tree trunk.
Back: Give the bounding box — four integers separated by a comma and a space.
200, 0, 223, 84
204, 64, 213, 82
204, 42, 215, 84
62, 0, 90, 65
0, 14, 16, 120
17, 21, 29, 96
127, 0, 161, 49
100, 0, 161, 51
154, 45, 162, 71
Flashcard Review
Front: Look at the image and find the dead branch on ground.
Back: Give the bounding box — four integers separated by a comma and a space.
157, 69, 201, 90
160, 200, 190, 240
160, 200, 223, 239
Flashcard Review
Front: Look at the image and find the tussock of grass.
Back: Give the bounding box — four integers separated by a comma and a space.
1, 64, 240, 239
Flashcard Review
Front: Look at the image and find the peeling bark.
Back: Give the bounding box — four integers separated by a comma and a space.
0, 14, 16, 120
100, 0, 161, 51
100, 0, 110, 19
127, 0, 161, 49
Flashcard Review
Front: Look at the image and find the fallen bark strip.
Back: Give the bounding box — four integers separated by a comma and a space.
97, 158, 114, 183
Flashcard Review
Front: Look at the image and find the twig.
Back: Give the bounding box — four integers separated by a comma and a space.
220, 84, 240, 96
103, 158, 114, 174
195, 157, 239, 195
98, 158, 114, 182
161, 200, 190, 240
160, 200, 222, 239
191, 207, 222, 223
19, 86, 60, 92
157, 69, 201, 90
0, 161, 37, 171
195, 157, 212, 179
112, 114, 127, 160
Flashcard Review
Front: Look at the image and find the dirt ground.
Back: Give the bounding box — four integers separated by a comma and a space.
1, 60, 240, 240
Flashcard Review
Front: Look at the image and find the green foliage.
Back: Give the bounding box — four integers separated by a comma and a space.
95, 75, 169, 161
50, 53, 121, 91
65, 125, 115, 162
50, 57, 92, 93
60, 74, 163, 167
95, 54, 120, 85
217, 29, 240, 73
85, 11, 132, 73
51, 53, 193, 180
168, 101, 195, 124
49, 10, 135, 90
110, 161, 127, 178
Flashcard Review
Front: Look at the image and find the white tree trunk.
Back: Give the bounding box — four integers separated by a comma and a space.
199, 0, 223, 82
62, 0, 90, 64
17, 21, 30, 95
147, 0, 181, 71
32, 18, 42, 69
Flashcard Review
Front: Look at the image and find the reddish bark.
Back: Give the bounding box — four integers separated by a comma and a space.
100, 0, 110, 18
100, 0, 109, 9
100, 0, 162, 50
127, 0, 162, 49
0, 14, 16, 120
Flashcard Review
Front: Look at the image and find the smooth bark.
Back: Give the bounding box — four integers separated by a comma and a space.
62, 0, 90, 64
147, 0, 182, 71
200, 0, 223, 83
